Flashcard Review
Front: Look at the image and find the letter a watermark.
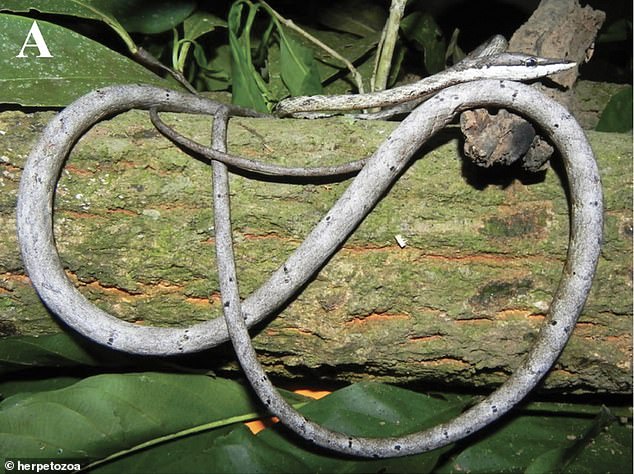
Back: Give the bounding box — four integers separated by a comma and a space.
16, 21, 53, 58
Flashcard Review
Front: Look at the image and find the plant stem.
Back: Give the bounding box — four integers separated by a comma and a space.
371, 0, 407, 92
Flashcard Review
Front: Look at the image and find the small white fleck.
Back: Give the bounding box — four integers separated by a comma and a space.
75, 193, 83, 200
395, 234, 407, 248
0, 130, 5, 135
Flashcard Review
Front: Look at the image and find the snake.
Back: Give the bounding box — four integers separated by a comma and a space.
17, 40, 602, 458
148, 35, 575, 177
274, 36, 574, 116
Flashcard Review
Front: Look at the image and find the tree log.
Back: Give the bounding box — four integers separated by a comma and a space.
0, 102, 631, 394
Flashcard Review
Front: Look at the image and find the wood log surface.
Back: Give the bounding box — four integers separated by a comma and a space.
0, 92, 631, 394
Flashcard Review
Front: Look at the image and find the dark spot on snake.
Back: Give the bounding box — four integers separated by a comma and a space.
223, 301, 230, 308
394, 445, 401, 451
551, 320, 558, 326
283, 265, 289, 273
266, 398, 271, 406
525, 57, 538, 67
348, 438, 353, 448
491, 405, 498, 413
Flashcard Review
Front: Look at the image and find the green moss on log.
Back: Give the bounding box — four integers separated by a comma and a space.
0, 108, 631, 394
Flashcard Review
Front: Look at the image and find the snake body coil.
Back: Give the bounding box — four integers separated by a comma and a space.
17, 49, 601, 457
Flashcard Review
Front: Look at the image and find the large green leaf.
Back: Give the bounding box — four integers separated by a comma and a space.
1, 368, 630, 473
0, 372, 304, 462
0, 376, 82, 400
0, 0, 136, 52
0, 1, 196, 49
278, 28, 323, 96
0, 334, 130, 375
89, 381, 464, 473
0, 14, 167, 106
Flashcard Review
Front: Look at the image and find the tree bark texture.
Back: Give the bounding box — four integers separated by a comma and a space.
0, 100, 631, 394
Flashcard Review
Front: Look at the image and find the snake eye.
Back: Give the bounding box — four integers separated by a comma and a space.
525, 57, 538, 67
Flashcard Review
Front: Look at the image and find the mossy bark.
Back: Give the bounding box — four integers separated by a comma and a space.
0, 105, 631, 394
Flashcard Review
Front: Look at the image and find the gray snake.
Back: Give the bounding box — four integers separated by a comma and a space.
16, 46, 602, 458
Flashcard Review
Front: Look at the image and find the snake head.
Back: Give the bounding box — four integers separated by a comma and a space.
460, 52, 576, 81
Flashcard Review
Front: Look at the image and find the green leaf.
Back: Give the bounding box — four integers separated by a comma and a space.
266, 42, 287, 99
175, 11, 227, 73
0, 334, 130, 375
90, 382, 464, 473
278, 28, 323, 96
595, 86, 633, 132
227, 1, 271, 112
561, 416, 633, 474
0, 0, 137, 52
435, 404, 633, 474
183, 11, 227, 41
102, 0, 196, 35
294, 26, 382, 94
0, 377, 82, 400
1, 1, 196, 45
317, 0, 386, 37
524, 407, 609, 473
192, 43, 232, 91
0, 373, 284, 461
400, 11, 447, 74
0, 14, 167, 107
